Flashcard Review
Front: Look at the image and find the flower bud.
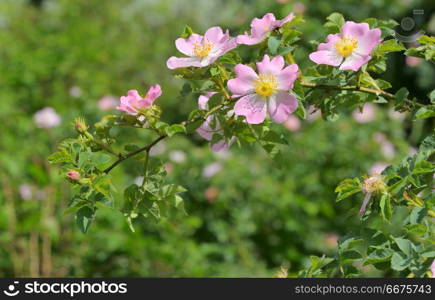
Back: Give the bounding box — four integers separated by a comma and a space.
74, 117, 88, 134
66, 170, 80, 181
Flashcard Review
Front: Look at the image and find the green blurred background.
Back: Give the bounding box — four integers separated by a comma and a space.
0, 0, 433, 277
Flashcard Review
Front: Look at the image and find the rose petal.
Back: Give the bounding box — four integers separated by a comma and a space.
268, 91, 298, 123
234, 94, 267, 124
227, 64, 258, 97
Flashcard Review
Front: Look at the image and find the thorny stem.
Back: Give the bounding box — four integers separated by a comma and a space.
103, 101, 230, 174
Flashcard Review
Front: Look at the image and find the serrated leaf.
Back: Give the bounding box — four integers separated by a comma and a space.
76, 206, 95, 233
380, 194, 392, 221
364, 249, 394, 265
165, 124, 186, 137
409, 207, 427, 224
414, 106, 435, 120
268, 36, 281, 55
391, 252, 411, 271
394, 237, 412, 256
335, 178, 361, 202
375, 39, 405, 54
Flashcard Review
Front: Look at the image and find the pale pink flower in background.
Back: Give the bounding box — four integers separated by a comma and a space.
228, 55, 299, 124
373, 132, 395, 159
306, 105, 321, 122
196, 92, 234, 152
352, 103, 376, 123
169, 150, 186, 163
98, 96, 117, 111
164, 162, 174, 174
205, 186, 220, 203
309, 21, 381, 71
237, 12, 294, 45
284, 115, 301, 132
202, 162, 223, 178
167, 27, 237, 69
213, 149, 232, 160
373, 132, 387, 144
408, 147, 417, 156
431, 259, 435, 278
406, 56, 423, 67
369, 162, 389, 175
117, 85, 162, 116
35, 189, 46, 201
388, 107, 407, 121
149, 141, 166, 156
293, 2, 306, 14
33, 107, 61, 129
381, 141, 395, 159
69, 86, 82, 98
324, 233, 339, 249
19, 184, 33, 201
134, 176, 144, 186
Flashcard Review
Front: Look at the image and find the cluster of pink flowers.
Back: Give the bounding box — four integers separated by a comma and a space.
113, 12, 384, 149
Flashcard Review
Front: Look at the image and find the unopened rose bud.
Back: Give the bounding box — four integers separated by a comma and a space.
74, 117, 88, 134
66, 170, 80, 181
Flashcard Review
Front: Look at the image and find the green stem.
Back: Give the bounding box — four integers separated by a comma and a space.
300, 81, 425, 108
103, 101, 230, 174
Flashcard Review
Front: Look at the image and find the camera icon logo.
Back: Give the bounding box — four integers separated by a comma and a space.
393, 9, 425, 42
3, 281, 20, 297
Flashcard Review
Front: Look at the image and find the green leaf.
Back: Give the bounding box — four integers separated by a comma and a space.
180, 25, 194, 38
394, 238, 412, 256
262, 131, 288, 145
421, 251, 435, 258
165, 124, 186, 137
391, 252, 412, 271
404, 224, 426, 236
268, 36, 281, 55
395, 87, 409, 101
409, 207, 427, 224
48, 151, 73, 164
325, 13, 345, 33
76, 206, 95, 233
375, 39, 405, 54
417, 35, 435, 45
340, 250, 362, 264
379, 194, 392, 221
335, 178, 361, 202
414, 105, 435, 120
429, 90, 435, 104
364, 249, 394, 265
412, 161, 435, 174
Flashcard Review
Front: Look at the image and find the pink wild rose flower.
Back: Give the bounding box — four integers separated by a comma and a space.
237, 12, 295, 45
167, 27, 237, 69
227, 54, 299, 124
196, 92, 234, 152
117, 85, 162, 116
309, 21, 382, 71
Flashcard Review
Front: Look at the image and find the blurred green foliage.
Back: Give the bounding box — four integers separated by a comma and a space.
0, 0, 433, 277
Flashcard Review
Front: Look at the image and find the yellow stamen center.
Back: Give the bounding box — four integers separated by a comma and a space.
254, 73, 278, 98
193, 40, 213, 58
335, 36, 358, 57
